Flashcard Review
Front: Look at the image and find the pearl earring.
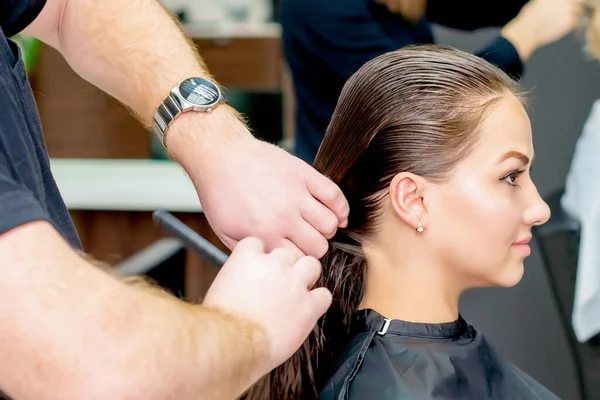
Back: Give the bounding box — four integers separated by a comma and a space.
416, 220, 424, 233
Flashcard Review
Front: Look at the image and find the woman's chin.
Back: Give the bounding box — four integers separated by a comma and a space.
495, 261, 525, 288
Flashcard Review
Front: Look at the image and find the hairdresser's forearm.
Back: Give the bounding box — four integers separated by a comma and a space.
0, 222, 267, 400
500, 24, 538, 62
26, 0, 245, 133
34, 0, 203, 126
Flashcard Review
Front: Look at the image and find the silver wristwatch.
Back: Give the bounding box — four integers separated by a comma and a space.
152, 77, 225, 146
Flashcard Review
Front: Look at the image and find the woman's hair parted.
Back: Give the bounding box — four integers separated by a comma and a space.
244, 45, 526, 399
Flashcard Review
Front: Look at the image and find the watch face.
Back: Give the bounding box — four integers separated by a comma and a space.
178, 78, 221, 106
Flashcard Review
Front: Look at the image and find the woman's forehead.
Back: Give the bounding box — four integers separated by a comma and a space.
459, 95, 533, 167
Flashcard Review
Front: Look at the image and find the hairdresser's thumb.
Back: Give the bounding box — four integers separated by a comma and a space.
308, 287, 333, 322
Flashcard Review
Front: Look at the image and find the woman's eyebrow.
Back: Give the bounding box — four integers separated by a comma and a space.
498, 150, 532, 166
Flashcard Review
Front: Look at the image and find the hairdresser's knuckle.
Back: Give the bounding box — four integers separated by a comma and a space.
252, 222, 278, 242
340, 199, 350, 216
298, 252, 317, 264
322, 216, 338, 238
315, 237, 329, 259
270, 208, 295, 231
332, 186, 347, 206
254, 218, 272, 234
235, 236, 264, 253
252, 225, 268, 240
297, 198, 312, 216
322, 186, 342, 206
307, 255, 322, 273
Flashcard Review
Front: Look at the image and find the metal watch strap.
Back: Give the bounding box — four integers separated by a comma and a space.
153, 92, 183, 146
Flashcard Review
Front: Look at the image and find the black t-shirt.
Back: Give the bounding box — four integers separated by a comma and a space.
0, 0, 82, 248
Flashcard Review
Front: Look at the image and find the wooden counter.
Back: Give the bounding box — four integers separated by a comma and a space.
33, 23, 286, 159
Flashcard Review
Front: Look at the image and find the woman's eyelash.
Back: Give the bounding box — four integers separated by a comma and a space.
502, 170, 525, 187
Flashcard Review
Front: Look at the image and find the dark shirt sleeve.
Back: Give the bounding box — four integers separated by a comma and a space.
0, 142, 52, 237
0, 187, 52, 235
426, 0, 529, 31
476, 36, 524, 80
0, 0, 47, 37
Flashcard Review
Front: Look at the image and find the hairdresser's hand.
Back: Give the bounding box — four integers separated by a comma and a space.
203, 237, 333, 374
502, 0, 584, 61
167, 107, 349, 258
375, 0, 427, 22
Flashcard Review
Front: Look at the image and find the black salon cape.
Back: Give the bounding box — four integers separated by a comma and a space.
319, 309, 560, 400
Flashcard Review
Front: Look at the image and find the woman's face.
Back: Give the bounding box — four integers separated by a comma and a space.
426, 93, 550, 288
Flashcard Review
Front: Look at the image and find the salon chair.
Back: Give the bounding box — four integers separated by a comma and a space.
533, 188, 600, 400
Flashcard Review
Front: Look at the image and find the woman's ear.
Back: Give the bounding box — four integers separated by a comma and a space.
389, 172, 428, 231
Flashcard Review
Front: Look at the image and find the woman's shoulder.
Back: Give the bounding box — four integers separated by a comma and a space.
500, 362, 562, 400
318, 318, 559, 400
318, 330, 377, 400
319, 329, 479, 399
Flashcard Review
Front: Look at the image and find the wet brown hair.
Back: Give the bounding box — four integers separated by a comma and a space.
245, 44, 525, 399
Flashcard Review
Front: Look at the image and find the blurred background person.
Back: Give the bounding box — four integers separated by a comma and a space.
280, 0, 582, 164
562, 0, 600, 347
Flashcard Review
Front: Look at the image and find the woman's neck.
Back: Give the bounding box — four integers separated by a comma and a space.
359, 244, 463, 324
